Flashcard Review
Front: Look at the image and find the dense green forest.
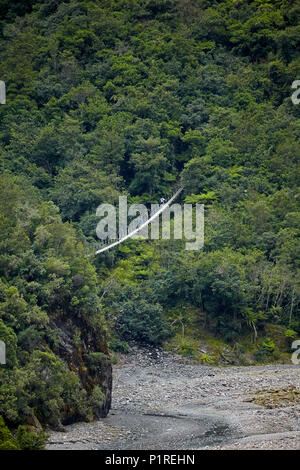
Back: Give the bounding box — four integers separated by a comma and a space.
0, 0, 299, 448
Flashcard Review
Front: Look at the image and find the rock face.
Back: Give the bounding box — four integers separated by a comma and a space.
53, 317, 112, 423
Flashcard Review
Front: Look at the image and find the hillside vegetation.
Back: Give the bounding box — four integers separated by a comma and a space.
0, 0, 299, 446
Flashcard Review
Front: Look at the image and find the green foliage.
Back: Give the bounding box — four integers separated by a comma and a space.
0, 176, 111, 431
118, 297, 170, 345
16, 425, 48, 451
0, 415, 48, 450
255, 338, 277, 362
0, 319, 17, 367
199, 353, 215, 365
0, 0, 299, 433
178, 339, 196, 358
285, 329, 297, 339
0, 415, 19, 450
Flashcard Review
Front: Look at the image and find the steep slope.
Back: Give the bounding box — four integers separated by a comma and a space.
0, 0, 299, 440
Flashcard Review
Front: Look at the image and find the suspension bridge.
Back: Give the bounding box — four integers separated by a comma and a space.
95, 186, 184, 255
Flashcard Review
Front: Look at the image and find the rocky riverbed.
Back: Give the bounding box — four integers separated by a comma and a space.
47, 345, 300, 450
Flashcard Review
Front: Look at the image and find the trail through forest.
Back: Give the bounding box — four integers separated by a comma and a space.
48, 346, 300, 450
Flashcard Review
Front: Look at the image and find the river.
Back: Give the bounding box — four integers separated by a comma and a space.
48, 345, 300, 450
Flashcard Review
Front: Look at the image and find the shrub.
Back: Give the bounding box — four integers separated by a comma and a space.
119, 299, 170, 345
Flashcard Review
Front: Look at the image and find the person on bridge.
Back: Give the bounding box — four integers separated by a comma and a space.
137, 216, 143, 228
160, 197, 166, 205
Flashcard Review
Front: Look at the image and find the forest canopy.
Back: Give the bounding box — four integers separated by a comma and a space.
0, 0, 299, 445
